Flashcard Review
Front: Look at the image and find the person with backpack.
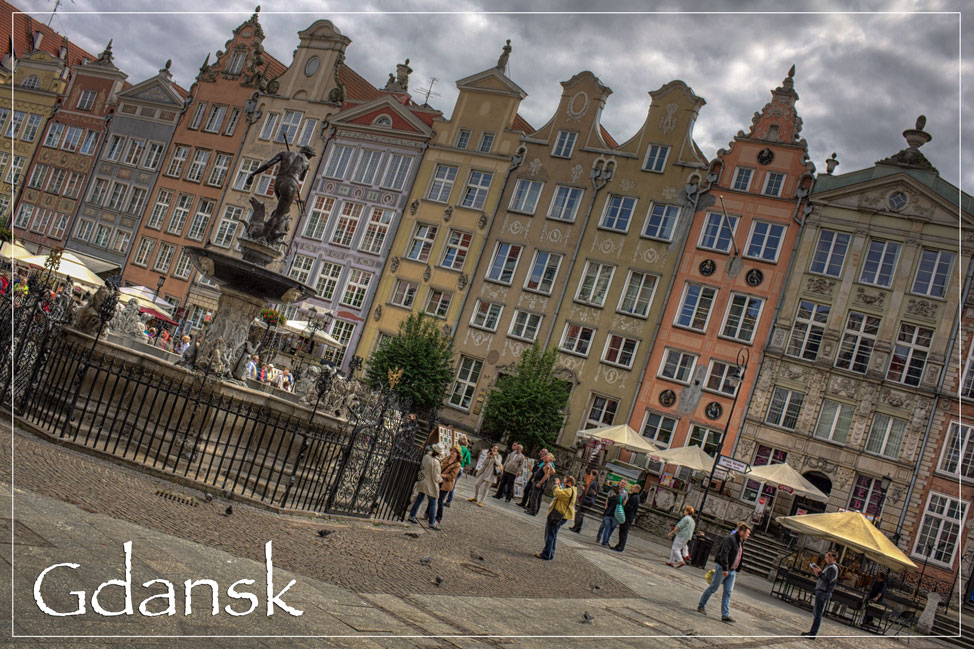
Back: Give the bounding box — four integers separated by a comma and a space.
434, 447, 462, 526
611, 484, 643, 552
569, 470, 600, 533
443, 436, 471, 507
803, 550, 840, 637
596, 484, 625, 547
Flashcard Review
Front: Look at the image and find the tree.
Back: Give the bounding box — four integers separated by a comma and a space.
365, 313, 454, 416
480, 342, 570, 452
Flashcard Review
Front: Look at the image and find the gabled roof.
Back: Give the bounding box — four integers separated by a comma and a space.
119, 71, 186, 108
339, 64, 381, 102
600, 125, 617, 148
812, 165, 973, 216
1, 0, 96, 68
456, 67, 527, 99
512, 112, 533, 133
332, 94, 436, 137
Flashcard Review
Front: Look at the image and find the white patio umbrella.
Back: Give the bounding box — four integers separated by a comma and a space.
0, 239, 33, 261
283, 319, 341, 348
746, 462, 829, 531
19, 251, 104, 287
576, 424, 661, 454
650, 444, 718, 473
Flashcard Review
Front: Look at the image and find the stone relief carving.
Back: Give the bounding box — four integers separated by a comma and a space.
619, 178, 635, 192
423, 265, 431, 282
856, 287, 885, 307
481, 284, 509, 301
409, 199, 419, 215
527, 158, 543, 175
463, 328, 494, 347
771, 327, 787, 349
906, 298, 937, 319
659, 103, 678, 135
373, 305, 382, 321
517, 292, 549, 311
881, 388, 909, 408
389, 256, 400, 272
632, 242, 662, 265
591, 232, 623, 258
782, 364, 806, 381
540, 223, 572, 246
829, 376, 858, 400
458, 274, 468, 291
662, 186, 679, 201
806, 277, 834, 296
503, 215, 530, 237
570, 164, 584, 183
566, 91, 589, 122
478, 212, 488, 229
443, 206, 453, 222
109, 299, 149, 342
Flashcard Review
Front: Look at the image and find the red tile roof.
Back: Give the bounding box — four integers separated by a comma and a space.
512, 112, 533, 134
264, 53, 286, 80
600, 125, 618, 148
1, 0, 96, 68
339, 64, 381, 102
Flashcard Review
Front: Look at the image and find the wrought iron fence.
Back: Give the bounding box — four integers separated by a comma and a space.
3, 273, 423, 521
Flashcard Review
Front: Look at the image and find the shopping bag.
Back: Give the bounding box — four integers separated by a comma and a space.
614, 502, 626, 524
705, 568, 715, 584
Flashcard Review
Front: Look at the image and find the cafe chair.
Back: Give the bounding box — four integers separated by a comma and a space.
889, 609, 918, 639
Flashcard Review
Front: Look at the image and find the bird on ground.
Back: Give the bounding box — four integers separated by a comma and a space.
419, 556, 433, 566
203, 493, 213, 503
317, 529, 334, 538
434, 576, 444, 586
225, 505, 233, 516
582, 612, 594, 624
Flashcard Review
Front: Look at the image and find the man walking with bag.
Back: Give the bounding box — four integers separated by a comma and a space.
802, 551, 839, 637
697, 522, 751, 623
494, 443, 524, 502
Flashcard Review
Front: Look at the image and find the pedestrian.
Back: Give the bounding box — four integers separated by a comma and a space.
408, 446, 443, 528
666, 505, 696, 567
435, 446, 462, 526
245, 355, 259, 380
177, 335, 192, 355
612, 484, 643, 552
468, 444, 502, 506
535, 475, 577, 561
596, 484, 624, 547
518, 448, 548, 508
494, 442, 524, 501
802, 550, 839, 637
569, 470, 599, 533
526, 451, 555, 516
259, 363, 268, 382
862, 572, 887, 629
444, 435, 470, 508
697, 522, 751, 623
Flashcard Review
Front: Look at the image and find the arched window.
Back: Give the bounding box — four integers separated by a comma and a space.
372, 114, 392, 127
21, 75, 39, 89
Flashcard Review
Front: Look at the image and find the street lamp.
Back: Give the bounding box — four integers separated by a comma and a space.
696, 347, 749, 527
914, 543, 935, 598
154, 274, 165, 305
293, 305, 329, 376
875, 474, 892, 525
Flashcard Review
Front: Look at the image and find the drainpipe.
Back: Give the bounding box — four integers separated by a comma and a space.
449, 145, 524, 338
895, 255, 974, 542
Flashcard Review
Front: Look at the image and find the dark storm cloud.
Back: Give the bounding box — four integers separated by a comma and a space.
19, 1, 968, 191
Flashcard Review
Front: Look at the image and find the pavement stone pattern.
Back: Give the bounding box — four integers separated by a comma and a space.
0, 422, 957, 648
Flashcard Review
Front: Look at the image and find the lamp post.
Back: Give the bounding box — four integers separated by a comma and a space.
914, 543, 934, 598
154, 274, 165, 307
696, 347, 749, 527
293, 305, 329, 376
875, 473, 892, 526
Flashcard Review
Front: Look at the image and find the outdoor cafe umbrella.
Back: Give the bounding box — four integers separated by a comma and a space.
776, 510, 918, 571
650, 444, 717, 473
576, 424, 660, 454
282, 319, 341, 348
19, 251, 104, 288
0, 239, 33, 262
746, 462, 829, 531
119, 285, 176, 313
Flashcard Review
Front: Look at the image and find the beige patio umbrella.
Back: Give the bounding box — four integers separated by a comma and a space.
776, 511, 918, 571
746, 462, 828, 532
283, 319, 341, 348
0, 239, 33, 261
650, 444, 718, 473
19, 252, 104, 287
576, 424, 661, 454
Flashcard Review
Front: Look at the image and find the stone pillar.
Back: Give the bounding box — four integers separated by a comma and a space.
196, 287, 264, 377
916, 592, 941, 634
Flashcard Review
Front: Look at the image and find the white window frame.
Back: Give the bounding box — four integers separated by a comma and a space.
77, 89, 96, 111
202, 105, 228, 134
938, 422, 974, 480
186, 199, 214, 241
813, 399, 854, 445
508, 310, 542, 342
454, 129, 471, 150
886, 322, 933, 386
585, 394, 619, 429
351, 148, 384, 185
658, 348, 697, 384
427, 164, 458, 203
509, 178, 544, 214
233, 158, 261, 191
485, 242, 522, 285
424, 288, 452, 319
523, 250, 561, 295
123, 139, 146, 167
600, 195, 637, 233
132, 237, 154, 267
381, 153, 411, 191
207, 153, 233, 188
559, 323, 595, 357
642, 203, 679, 241
257, 111, 278, 140
575, 261, 615, 307
809, 229, 851, 277
552, 130, 578, 158
865, 413, 907, 459
642, 144, 670, 172
762, 171, 785, 197
912, 492, 969, 567
153, 242, 176, 273
835, 311, 881, 374
720, 293, 765, 344
405, 223, 438, 263
185, 149, 211, 183
448, 357, 483, 411
189, 102, 207, 130
359, 208, 393, 255
459, 170, 493, 210
146, 190, 172, 230
322, 144, 354, 180
674, 282, 717, 332
288, 254, 315, 284
641, 411, 677, 450
302, 195, 335, 240
912, 248, 955, 299
704, 359, 742, 397
440, 229, 472, 271
744, 221, 787, 263
330, 201, 364, 248
859, 239, 901, 288
340, 269, 373, 310
166, 145, 190, 177
142, 142, 165, 170
765, 386, 805, 430
314, 262, 343, 302
786, 300, 830, 361
477, 132, 495, 153
602, 334, 638, 369
698, 212, 739, 253
731, 167, 753, 192
390, 279, 418, 309
470, 300, 503, 331
547, 185, 583, 222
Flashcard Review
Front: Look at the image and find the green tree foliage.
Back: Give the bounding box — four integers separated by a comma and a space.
480, 342, 569, 451
365, 313, 454, 414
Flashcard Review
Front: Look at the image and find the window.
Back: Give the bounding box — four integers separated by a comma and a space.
742, 445, 787, 503
766, 387, 804, 430
167, 194, 194, 235
3, 111, 23, 139
232, 158, 260, 190
642, 144, 670, 172
460, 170, 493, 210
132, 237, 154, 266
77, 89, 96, 111
859, 239, 901, 287
0, 108, 7, 133
30, 209, 52, 234
762, 172, 785, 197
585, 395, 618, 429
659, 348, 697, 384
186, 306, 209, 330
547, 185, 583, 222
61, 126, 82, 152
62, 172, 83, 199
382, 153, 411, 191
813, 400, 854, 444
745, 221, 786, 262
524, 250, 561, 294
288, 254, 315, 284
449, 357, 483, 410
603, 334, 638, 369
105, 134, 124, 161
20, 75, 39, 89
27, 164, 48, 189
939, 423, 974, 479
152, 242, 176, 272
440, 229, 472, 270
223, 108, 241, 137
470, 300, 503, 331
21, 114, 42, 142
509, 310, 542, 342
254, 163, 277, 197
352, 149, 384, 185
560, 323, 595, 356
600, 195, 637, 232
45, 168, 65, 195
642, 203, 679, 241
212, 212, 239, 248
185, 149, 211, 183
698, 212, 739, 253
166, 145, 190, 177
296, 118, 317, 147
642, 412, 677, 448
301, 196, 334, 240
322, 320, 356, 365
124, 139, 146, 166
835, 311, 881, 373
914, 493, 968, 566
962, 345, 974, 400
5, 156, 25, 186
13, 204, 33, 229
189, 102, 208, 130
78, 130, 98, 155
810, 229, 851, 276
340, 269, 372, 309
226, 50, 246, 75
92, 223, 112, 247
477, 132, 495, 153
847, 475, 886, 518
323, 144, 354, 179
187, 199, 214, 241
330, 201, 363, 247
865, 413, 907, 459
785, 301, 829, 360
428, 164, 458, 203
721, 294, 764, 343
485, 242, 522, 284
406, 223, 438, 262
43, 123, 65, 148
48, 213, 69, 240
126, 187, 148, 215
147, 190, 172, 229
390, 280, 418, 309
732, 167, 753, 191
576, 261, 614, 307
688, 425, 721, 457
455, 129, 471, 149
424, 289, 452, 318
705, 360, 742, 396
207, 153, 232, 187
73, 218, 94, 242
202, 105, 227, 133
172, 251, 193, 279
552, 131, 577, 158
106, 182, 127, 211
314, 262, 343, 301
886, 323, 933, 386
675, 283, 717, 331
912, 249, 955, 298
509, 179, 544, 214
359, 208, 393, 255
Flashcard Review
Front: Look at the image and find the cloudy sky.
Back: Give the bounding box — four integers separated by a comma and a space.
19, 1, 970, 194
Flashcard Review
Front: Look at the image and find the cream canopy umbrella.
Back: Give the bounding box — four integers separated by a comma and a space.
282, 320, 341, 348
776, 510, 918, 571
0, 240, 33, 261
576, 424, 661, 454
19, 252, 104, 287
119, 285, 176, 312
650, 444, 718, 473
746, 461, 828, 532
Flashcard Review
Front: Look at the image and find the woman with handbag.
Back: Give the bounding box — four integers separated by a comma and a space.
468, 444, 503, 506
535, 476, 576, 560
408, 446, 443, 528
435, 447, 462, 526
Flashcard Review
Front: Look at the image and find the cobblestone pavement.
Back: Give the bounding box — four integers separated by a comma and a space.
1, 423, 955, 648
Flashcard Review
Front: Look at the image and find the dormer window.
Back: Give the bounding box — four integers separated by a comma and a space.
372, 114, 392, 127
33, 31, 43, 50
20, 75, 39, 90
226, 51, 246, 75
552, 130, 577, 158
642, 144, 670, 173
478, 132, 495, 153
76, 89, 96, 111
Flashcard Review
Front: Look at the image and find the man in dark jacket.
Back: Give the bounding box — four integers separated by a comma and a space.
611, 484, 643, 552
803, 550, 839, 637
518, 449, 547, 508
697, 522, 751, 623
569, 471, 600, 533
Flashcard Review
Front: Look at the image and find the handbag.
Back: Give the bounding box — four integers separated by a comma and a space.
547, 487, 575, 525
705, 568, 715, 584
614, 501, 626, 524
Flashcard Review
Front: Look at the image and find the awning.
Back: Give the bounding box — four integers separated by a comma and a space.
140, 307, 178, 325
62, 249, 120, 276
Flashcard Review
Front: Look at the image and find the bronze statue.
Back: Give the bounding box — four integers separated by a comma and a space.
245, 144, 315, 245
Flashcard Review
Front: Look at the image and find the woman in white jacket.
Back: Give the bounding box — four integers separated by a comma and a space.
408, 447, 443, 528
468, 445, 503, 506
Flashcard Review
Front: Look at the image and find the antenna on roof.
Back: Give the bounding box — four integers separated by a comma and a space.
418, 77, 439, 107
47, 0, 74, 27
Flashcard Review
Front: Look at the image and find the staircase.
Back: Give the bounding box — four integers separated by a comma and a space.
742, 531, 790, 578
932, 610, 974, 649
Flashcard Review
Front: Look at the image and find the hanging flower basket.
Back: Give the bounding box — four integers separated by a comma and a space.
260, 308, 286, 327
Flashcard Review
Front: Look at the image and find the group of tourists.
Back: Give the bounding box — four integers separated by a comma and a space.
244, 354, 295, 391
